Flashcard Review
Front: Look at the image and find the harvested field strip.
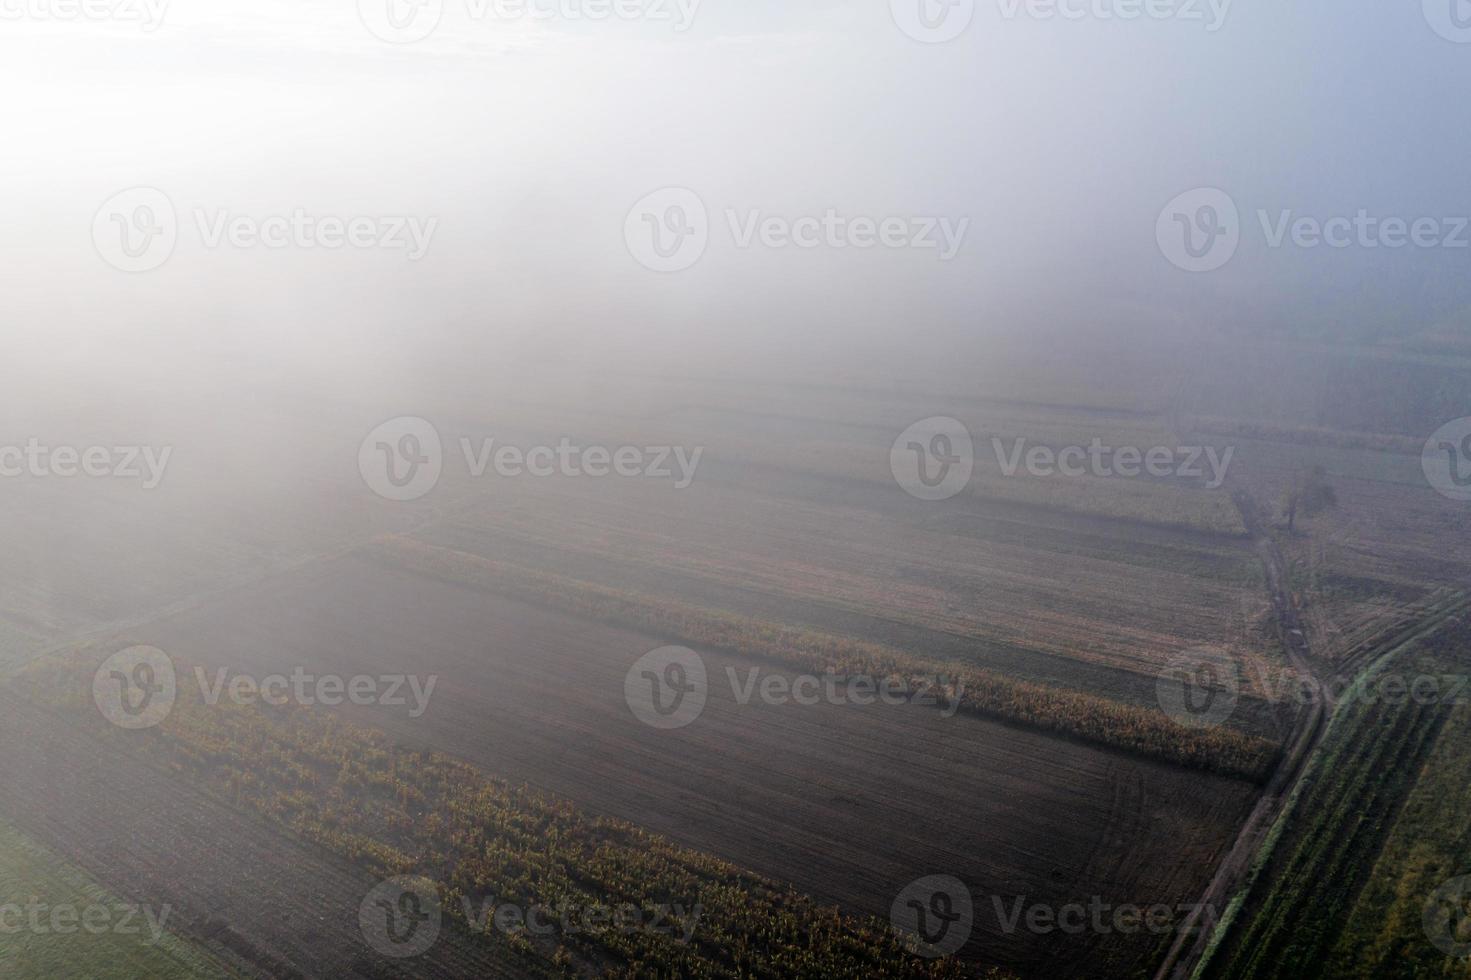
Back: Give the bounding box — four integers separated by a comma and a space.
417, 518, 1283, 739
1189, 417, 1425, 455
369, 537, 1278, 781
13, 650, 974, 980
695, 439, 1247, 536
430, 501, 1262, 687
440, 473, 1267, 689
450, 399, 1247, 534
930, 511, 1261, 584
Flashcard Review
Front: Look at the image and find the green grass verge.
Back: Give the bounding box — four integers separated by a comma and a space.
0, 819, 235, 979
1197, 597, 1470, 980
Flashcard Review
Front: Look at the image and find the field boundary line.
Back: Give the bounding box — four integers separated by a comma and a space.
1168, 582, 1469, 980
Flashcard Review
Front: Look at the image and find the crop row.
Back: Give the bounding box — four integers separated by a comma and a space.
13, 650, 983, 980
1325, 611, 1471, 978
1201, 603, 1471, 979
371, 537, 1279, 781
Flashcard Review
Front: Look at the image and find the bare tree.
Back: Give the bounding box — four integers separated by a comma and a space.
1283, 465, 1338, 533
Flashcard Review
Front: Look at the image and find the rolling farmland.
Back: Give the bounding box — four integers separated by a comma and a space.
94, 553, 1259, 978
409, 470, 1281, 723
7, 11, 1471, 978
10, 649, 970, 979
1, 342, 1466, 979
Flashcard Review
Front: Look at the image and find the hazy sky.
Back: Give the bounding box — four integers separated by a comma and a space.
2, 0, 1468, 389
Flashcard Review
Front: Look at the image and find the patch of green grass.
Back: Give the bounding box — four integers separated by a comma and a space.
0, 819, 235, 978
1326, 634, 1471, 977
1201, 599, 1471, 979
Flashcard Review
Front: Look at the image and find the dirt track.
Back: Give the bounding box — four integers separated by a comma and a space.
1152, 492, 1324, 980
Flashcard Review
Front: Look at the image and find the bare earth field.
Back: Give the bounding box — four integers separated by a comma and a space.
417, 473, 1277, 712
0, 691, 521, 980
4, 344, 1464, 978
132, 553, 1257, 979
